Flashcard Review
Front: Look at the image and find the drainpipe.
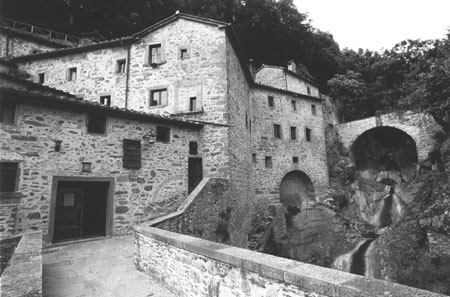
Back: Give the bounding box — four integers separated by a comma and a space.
124, 45, 131, 109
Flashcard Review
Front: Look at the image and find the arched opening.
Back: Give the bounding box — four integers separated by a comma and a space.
279, 170, 314, 209
351, 127, 418, 172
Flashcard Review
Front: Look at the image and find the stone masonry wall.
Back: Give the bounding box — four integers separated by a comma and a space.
134, 226, 446, 297
17, 46, 129, 107
0, 32, 62, 58
0, 101, 200, 241
224, 36, 253, 247
334, 112, 438, 162
251, 87, 329, 205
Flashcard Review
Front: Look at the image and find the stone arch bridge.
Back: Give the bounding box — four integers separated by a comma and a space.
334, 112, 438, 162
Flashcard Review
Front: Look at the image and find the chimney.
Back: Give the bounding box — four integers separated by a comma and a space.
287, 60, 296, 73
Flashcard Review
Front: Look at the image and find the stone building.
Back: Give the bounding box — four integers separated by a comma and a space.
1, 12, 329, 246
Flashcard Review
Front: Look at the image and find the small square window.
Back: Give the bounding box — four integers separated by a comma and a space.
156, 126, 170, 142
293, 156, 299, 164
0, 162, 18, 192
291, 100, 296, 111
305, 127, 312, 142
116, 59, 126, 73
87, 114, 106, 134
268, 96, 274, 107
265, 156, 273, 168
150, 89, 168, 107
290, 126, 297, 140
189, 97, 197, 112
68, 67, 77, 81
0, 100, 16, 124
123, 139, 141, 169
180, 48, 189, 59
38, 73, 45, 84
274, 124, 281, 139
189, 141, 198, 155
149, 44, 162, 65
307, 86, 311, 96
81, 162, 91, 172
100, 95, 111, 106
311, 104, 316, 115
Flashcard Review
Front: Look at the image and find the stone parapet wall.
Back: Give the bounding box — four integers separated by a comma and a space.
427, 229, 450, 256
134, 226, 445, 297
334, 112, 438, 162
1, 231, 43, 297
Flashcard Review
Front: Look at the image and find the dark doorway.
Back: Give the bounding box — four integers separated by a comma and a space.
279, 170, 314, 208
53, 181, 109, 243
188, 157, 202, 193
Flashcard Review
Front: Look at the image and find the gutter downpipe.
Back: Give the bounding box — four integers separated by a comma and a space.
125, 45, 131, 109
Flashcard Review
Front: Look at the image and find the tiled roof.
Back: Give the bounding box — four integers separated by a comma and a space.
0, 73, 202, 129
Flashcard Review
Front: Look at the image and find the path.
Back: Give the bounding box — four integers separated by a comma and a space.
43, 235, 176, 297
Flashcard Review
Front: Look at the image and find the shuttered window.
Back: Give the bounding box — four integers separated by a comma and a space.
123, 139, 141, 169
0, 162, 18, 192
149, 89, 168, 107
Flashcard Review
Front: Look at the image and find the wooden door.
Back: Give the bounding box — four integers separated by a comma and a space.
53, 186, 83, 243
188, 157, 203, 193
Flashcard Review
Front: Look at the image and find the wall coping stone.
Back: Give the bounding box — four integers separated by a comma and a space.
134, 226, 446, 297
1, 231, 43, 297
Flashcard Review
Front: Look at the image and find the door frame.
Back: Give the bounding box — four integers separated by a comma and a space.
47, 176, 114, 244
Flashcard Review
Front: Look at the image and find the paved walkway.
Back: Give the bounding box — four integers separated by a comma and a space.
43, 235, 176, 297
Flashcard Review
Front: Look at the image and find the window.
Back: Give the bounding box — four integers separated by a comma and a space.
180, 48, 189, 59
0, 100, 16, 124
274, 124, 281, 139
307, 86, 311, 96
81, 162, 91, 172
189, 141, 198, 155
150, 89, 168, 107
68, 67, 77, 81
291, 100, 296, 111
245, 113, 249, 129
305, 127, 312, 142
123, 139, 141, 169
265, 156, 273, 168
100, 95, 111, 107
0, 162, 18, 192
116, 59, 126, 73
293, 156, 299, 164
156, 126, 170, 142
252, 153, 257, 164
38, 73, 45, 84
149, 44, 162, 65
268, 96, 274, 107
311, 104, 316, 115
290, 126, 297, 140
87, 114, 106, 134
189, 97, 197, 112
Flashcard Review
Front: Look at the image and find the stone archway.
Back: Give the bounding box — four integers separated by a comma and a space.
279, 170, 314, 209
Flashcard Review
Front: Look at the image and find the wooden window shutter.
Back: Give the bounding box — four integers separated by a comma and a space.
144, 45, 150, 65
160, 41, 166, 63
161, 89, 168, 106
123, 139, 141, 169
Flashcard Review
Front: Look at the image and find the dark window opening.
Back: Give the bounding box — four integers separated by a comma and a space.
116, 59, 126, 73
0, 100, 16, 124
268, 96, 274, 107
38, 73, 45, 84
305, 128, 312, 142
54, 140, 62, 152
87, 115, 106, 134
81, 162, 91, 172
100, 95, 111, 106
0, 162, 18, 192
245, 113, 249, 129
311, 104, 316, 115
149, 44, 162, 64
189, 97, 197, 111
180, 48, 188, 59
293, 156, 299, 164
150, 89, 168, 107
156, 126, 170, 142
68, 67, 77, 81
290, 126, 297, 140
307, 86, 311, 96
252, 153, 257, 164
265, 156, 273, 168
274, 124, 281, 139
123, 139, 141, 169
291, 100, 296, 111
189, 141, 198, 155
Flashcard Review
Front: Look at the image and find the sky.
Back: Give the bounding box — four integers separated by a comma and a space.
293, 0, 450, 52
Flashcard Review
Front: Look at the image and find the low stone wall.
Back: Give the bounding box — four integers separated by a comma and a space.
1, 231, 43, 297
134, 226, 445, 297
427, 229, 450, 256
